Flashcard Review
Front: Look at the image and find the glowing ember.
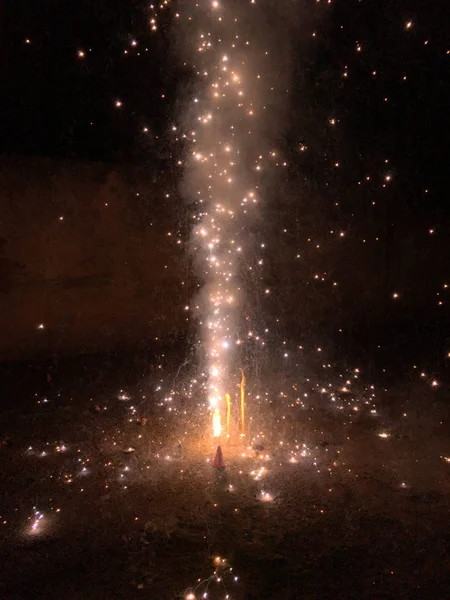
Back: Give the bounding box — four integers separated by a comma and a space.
260, 491, 273, 502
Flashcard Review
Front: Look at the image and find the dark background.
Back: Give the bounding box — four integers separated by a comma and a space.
0, 0, 449, 378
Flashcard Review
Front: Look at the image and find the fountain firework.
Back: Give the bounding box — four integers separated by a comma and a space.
170, 0, 294, 424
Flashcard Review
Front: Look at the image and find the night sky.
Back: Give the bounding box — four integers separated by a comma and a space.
1, 0, 450, 374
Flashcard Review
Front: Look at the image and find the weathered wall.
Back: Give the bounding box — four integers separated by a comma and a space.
0, 156, 189, 359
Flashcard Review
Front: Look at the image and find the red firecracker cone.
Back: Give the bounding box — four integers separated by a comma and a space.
213, 445, 225, 469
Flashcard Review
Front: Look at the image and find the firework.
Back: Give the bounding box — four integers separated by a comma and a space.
171, 0, 294, 424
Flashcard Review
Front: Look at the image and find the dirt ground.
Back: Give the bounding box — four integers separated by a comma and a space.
1, 354, 450, 600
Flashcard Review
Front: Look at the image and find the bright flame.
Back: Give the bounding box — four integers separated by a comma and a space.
240, 368, 246, 435
225, 393, 231, 436
213, 408, 222, 437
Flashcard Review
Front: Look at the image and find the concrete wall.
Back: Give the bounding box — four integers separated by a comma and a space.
0, 156, 189, 359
